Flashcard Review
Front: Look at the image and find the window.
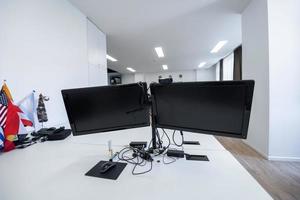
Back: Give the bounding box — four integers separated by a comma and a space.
215, 46, 242, 81
215, 62, 220, 81
222, 53, 234, 80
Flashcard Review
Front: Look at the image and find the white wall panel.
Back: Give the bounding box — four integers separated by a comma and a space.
87, 19, 107, 87
0, 0, 107, 127
242, 0, 270, 157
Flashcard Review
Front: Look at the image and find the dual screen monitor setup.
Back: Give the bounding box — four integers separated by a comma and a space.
62, 80, 255, 179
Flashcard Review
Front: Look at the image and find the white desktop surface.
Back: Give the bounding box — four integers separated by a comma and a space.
0, 127, 273, 200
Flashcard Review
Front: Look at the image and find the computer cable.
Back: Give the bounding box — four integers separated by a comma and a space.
160, 129, 183, 165
131, 154, 152, 175
147, 130, 163, 150
160, 128, 165, 141
116, 146, 153, 175
155, 128, 163, 148
161, 128, 171, 149
109, 152, 119, 162
118, 147, 143, 165
147, 128, 169, 157
132, 160, 153, 175
172, 130, 184, 147
162, 153, 177, 165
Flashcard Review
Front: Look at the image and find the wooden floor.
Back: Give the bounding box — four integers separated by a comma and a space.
215, 136, 300, 200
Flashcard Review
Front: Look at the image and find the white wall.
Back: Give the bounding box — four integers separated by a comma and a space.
134, 73, 145, 83
0, 0, 107, 127
268, 0, 300, 160
121, 69, 216, 85
242, 0, 300, 161
144, 70, 197, 85
122, 74, 135, 84
242, 0, 270, 157
196, 66, 216, 81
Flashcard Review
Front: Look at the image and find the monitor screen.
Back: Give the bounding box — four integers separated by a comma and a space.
150, 81, 254, 139
62, 83, 150, 136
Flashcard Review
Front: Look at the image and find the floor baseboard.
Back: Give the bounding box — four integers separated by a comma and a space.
268, 156, 300, 162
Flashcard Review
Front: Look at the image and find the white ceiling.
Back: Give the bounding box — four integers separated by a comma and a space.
69, 0, 251, 73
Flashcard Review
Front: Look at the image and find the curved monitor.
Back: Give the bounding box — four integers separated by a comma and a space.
150, 80, 254, 139
62, 83, 150, 136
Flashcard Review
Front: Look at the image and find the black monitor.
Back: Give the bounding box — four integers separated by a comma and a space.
62, 83, 150, 136
150, 80, 254, 139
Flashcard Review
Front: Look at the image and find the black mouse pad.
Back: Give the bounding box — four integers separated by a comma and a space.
85, 161, 127, 180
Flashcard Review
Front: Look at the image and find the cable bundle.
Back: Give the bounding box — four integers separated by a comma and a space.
117, 146, 153, 175
114, 128, 185, 175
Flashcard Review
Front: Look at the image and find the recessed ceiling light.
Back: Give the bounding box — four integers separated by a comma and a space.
106, 54, 117, 62
154, 47, 165, 58
162, 65, 168, 70
126, 67, 136, 72
210, 41, 228, 53
198, 62, 207, 68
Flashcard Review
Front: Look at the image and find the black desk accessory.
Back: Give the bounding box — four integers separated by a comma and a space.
129, 141, 147, 149
53, 126, 65, 133
31, 127, 71, 141
34, 127, 58, 136
99, 161, 116, 173
185, 154, 209, 161
166, 149, 185, 158
85, 161, 127, 180
14, 135, 37, 149
47, 129, 71, 140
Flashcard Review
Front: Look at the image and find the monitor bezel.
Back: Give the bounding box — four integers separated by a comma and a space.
62, 83, 150, 136
150, 80, 254, 139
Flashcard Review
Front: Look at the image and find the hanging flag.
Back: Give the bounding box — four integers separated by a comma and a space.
1, 83, 21, 151
2, 83, 13, 101
0, 90, 8, 128
0, 127, 4, 150
3, 140, 16, 152
17, 116, 28, 135
2, 99, 27, 151
0, 90, 9, 152
4, 100, 21, 138
17, 92, 36, 128
37, 94, 48, 123
0, 83, 33, 152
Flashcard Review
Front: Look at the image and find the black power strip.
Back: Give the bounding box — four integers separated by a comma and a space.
166, 149, 185, 158
129, 141, 148, 149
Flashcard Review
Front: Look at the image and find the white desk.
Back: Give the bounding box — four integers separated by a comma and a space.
0, 127, 273, 200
